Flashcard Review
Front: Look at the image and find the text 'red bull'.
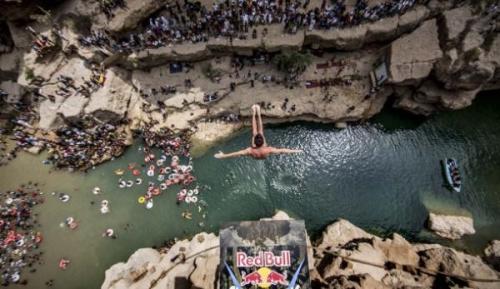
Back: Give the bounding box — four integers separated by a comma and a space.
236, 251, 291, 267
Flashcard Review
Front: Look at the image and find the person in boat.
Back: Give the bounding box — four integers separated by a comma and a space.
214, 104, 302, 160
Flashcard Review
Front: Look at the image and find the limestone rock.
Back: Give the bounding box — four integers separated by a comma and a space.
84, 68, 136, 122
102, 232, 219, 289
57, 94, 89, 122
387, 19, 443, 84
484, 240, 500, 271
441, 5, 474, 43
38, 97, 65, 130
263, 24, 304, 52
427, 212, 475, 240
105, 0, 167, 33
129, 42, 211, 69
0, 49, 22, 80
6, 21, 32, 48
0, 80, 25, 103
317, 219, 375, 251
418, 247, 499, 289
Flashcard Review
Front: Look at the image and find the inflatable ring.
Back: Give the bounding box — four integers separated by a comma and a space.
187, 190, 194, 196
93, 187, 101, 195
126, 180, 133, 187
59, 259, 70, 270
138, 196, 146, 204
69, 222, 78, 230
152, 188, 161, 196
66, 217, 74, 224
10, 272, 20, 283
160, 183, 167, 190
60, 195, 70, 203
148, 165, 155, 171
5, 198, 13, 205
144, 156, 150, 163
166, 179, 173, 186
15, 239, 24, 247
147, 170, 154, 177
149, 153, 155, 160
101, 200, 109, 206
161, 155, 167, 160
136, 178, 143, 185
114, 169, 124, 175
132, 169, 141, 176
191, 196, 198, 203
172, 156, 179, 162
100, 206, 109, 214
193, 188, 199, 195
179, 189, 187, 196
104, 229, 114, 237
156, 159, 164, 166
186, 165, 193, 172
185, 196, 192, 203
146, 200, 154, 209
165, 167, 172, 174
119, 181, 126, 188
35, 232, 43, 244
158, 175, 165, 181
168, 174, 175, 180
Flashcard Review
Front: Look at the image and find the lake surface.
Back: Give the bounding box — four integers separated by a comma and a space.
1, 93, 499, 289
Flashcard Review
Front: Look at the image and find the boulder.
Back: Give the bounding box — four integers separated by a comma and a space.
84, 68, 136, 122
417, 80, 480, 110
317, 219, 376, 251
418, 247, 499, 289
436, 49, 495, 91
387, 19, 443, 84
484, 240, 500, 271
427, 212, 475, 240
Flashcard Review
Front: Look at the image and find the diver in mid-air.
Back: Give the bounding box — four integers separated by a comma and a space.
214, 104, 302, 160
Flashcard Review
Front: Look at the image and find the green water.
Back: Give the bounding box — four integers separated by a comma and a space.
1, 94, 500, 289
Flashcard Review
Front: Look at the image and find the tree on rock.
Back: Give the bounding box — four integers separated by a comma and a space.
273, 51, 312, 81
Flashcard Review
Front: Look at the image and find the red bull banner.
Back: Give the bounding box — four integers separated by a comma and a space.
219, 219, 310, 289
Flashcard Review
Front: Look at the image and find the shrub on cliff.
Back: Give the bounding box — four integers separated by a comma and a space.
273, 51, 312, 80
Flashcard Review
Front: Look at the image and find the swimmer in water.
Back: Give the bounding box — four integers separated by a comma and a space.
214, 104, 302, 160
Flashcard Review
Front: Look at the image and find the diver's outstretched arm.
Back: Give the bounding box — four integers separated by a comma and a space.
269, 147, 303, 154
214, 148, 250, 159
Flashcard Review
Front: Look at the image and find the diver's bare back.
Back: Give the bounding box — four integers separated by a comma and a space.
214, 104, 302, 160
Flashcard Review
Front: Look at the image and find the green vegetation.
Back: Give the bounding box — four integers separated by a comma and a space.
201, 63, 224, 82
25, 67, 35, 82
272, 51, 312, 78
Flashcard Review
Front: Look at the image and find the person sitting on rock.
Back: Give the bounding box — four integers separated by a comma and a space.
214, 104, 302, 160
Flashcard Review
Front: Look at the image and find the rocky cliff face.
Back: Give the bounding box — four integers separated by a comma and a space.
0, 0, 499, 146
101, 211, 500, 289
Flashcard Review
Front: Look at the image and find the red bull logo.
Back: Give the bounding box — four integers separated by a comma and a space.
236, 251, 291, 267
241, 267, 288, 288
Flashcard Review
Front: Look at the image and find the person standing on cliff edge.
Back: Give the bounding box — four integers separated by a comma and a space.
214, 104, 303, 159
